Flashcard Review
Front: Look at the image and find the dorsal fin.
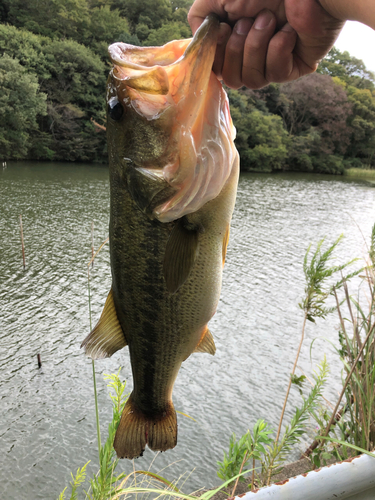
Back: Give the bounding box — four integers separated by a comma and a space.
163, 218, 199, 294
81, 289, 127, 359
194, 326, 216, 355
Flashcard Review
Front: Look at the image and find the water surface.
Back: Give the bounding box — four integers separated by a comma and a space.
0, 162, 374, 499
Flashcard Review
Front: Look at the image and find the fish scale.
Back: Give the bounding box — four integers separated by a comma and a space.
81, 14, 239, 459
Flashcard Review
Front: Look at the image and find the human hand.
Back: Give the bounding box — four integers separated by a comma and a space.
188, 0, 346, 89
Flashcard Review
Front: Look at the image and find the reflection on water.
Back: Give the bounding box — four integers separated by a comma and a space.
0, 162, 374, 499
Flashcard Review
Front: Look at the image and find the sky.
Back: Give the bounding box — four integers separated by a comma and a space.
334, 21, 375, 73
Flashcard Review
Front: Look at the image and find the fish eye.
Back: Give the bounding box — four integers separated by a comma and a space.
108, 97, 124, 121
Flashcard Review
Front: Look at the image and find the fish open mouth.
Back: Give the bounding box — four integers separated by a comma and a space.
108, 14, 220, 81
107, 15, 238, 223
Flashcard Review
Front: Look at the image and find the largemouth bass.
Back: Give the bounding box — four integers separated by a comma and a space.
82, 14, 239, 459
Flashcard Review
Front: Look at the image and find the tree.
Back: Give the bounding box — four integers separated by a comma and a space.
0, 24, 108, 161
1, 0, 132, 51
318, 47, 375, 90
41, 39, 107, 160
345, 84, 375, 166
228, 90, 288, 172
278, 74, 352, 156
0, 54, 47, 159
118, 0, 172, 30
144, 22, 191, 46
3, 0, 90, 40
0, 24, 51, 80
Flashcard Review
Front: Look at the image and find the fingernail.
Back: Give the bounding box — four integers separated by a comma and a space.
254, 10, 274, 30
235, 18, 253, 36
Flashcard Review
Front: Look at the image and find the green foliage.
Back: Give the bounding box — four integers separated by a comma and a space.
318, 47, 375, 90
217, 433, 249, 484
291, 374, 307, 395
228, 90, 288, 172
87, 370, 129, 499
217, 234, 367, 489
217, 359, 329, 488
300, 226, 375, 469
57, 370, 129, 500
311, 155, 346, 174
333, 249, 375, 452
57, 462, 90, 500
86, 6, 130, 46
0, 24, 51, 79
71, 463, 90, 500
144, 21, 191, 46
0, 23, 107, 161
1, 1, 375, 169
0, 54, 47, 159
277, 359, 328, 459
299, 234, 360, 322
345, 85, 375, 167
118, 0, 173, 29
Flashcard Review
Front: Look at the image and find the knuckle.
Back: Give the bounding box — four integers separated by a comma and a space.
226, 36, 245, 57
226, 45, 244, 58
270, 36, 291, 53
243, 67, 267, 90
245, 39, 264, 52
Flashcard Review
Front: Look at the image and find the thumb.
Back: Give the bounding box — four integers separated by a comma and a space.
188, 0, 227, 34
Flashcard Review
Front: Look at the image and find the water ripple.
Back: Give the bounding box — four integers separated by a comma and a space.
0, 165, 374, 499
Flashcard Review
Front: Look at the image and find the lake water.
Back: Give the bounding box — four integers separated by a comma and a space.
1, 162, 374, 499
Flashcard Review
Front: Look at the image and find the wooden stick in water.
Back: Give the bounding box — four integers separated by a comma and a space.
19, 214, 26, 270
91, 221, 94, 268
37, 354, 42, 368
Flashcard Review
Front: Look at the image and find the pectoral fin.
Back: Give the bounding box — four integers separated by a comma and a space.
194, 326, 216, 355
81, 289, 127, 359
163, 218, 199, 293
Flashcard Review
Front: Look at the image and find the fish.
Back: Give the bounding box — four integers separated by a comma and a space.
81, 14, 239, 460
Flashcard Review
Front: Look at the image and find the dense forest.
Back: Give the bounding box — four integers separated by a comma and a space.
1, 0, 374, 173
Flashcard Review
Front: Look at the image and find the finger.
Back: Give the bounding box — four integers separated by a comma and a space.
188, 0, 227, 34
212, 23, 232, 80
265, 24, 299, 83
241, 9, 277, 89
221, 18, 254, 89
225, 2, 286, 25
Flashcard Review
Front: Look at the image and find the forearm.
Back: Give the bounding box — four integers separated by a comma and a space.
320, 0, 375, 29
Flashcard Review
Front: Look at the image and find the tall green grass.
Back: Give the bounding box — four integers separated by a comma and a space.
344, 168, 375, 179
311, 225, 375, 461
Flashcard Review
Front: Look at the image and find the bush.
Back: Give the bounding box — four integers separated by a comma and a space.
311, 155, 345, 174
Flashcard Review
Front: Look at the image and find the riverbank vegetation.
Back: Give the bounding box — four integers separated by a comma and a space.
1, 0, 375, 173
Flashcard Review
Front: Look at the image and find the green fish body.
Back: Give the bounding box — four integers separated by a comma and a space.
82, 15, 239, 459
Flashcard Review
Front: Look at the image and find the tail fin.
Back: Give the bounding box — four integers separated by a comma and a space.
114, 393, 177, 459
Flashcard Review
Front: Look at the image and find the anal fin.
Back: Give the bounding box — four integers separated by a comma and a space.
81, 288, 127, 359
194, 326, 216, 355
